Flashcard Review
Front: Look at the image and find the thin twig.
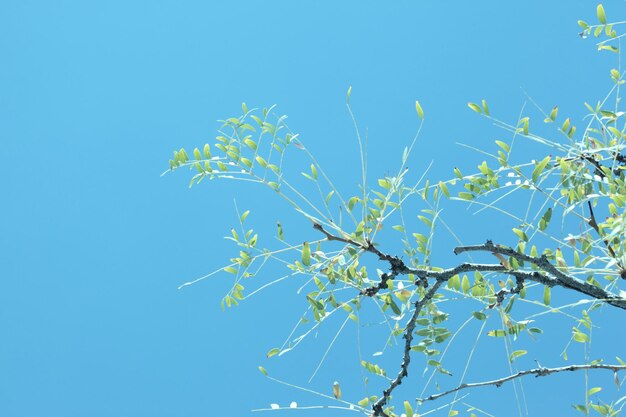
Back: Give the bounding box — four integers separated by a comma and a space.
587, 200, 623, 272
418, 364, 626, 402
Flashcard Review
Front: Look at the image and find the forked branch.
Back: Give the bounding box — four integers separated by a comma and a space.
311, 225, 626, 416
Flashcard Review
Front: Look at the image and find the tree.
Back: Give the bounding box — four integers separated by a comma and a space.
166, 4, 626, 417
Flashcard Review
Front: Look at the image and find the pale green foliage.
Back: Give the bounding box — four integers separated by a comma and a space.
167, 4, 626, 417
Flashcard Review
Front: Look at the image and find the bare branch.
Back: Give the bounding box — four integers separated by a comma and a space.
418, 364, 626, 402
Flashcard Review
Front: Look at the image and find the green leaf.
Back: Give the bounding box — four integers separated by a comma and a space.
482, 99, 489, 115
243, 138, 257, 150
487, 329, 507, 337
588, 387, 602, 396
302, 242, 311, 266
512, 228, 528, 242
509, 350, 527, 362
240, 157, 253, 168
311, 164, 318, 180
472, 311, 487, 320
268, 164, 280, 174
202, 143, 211, 158
348, 196, 359, 211
598, 44, 619, 53
549, 106, 558, 121
543, 285, 551, 306
468, 102, 482, 113
193, 147, 202, 160
266, 348, 280, 358
461, 275, 470, 294
378, 178, 391, 190
387, 297, 401, 315
418, 215, 432, 228
519, 117, 529, 135
448, 274, 460, 291
532, 155, 551, 183
578, 20, 589, 29
415, 100, 424, 119
358, 397, 369, 407
590, 404, 609, 415
439, 181, 450, 198
539, 207, 552, 231
255, 155, 267, 168
572, 328, 589, 343
597, 4, 606, 24
277, 222, 284, 240
251, 115, 263, 125
258, 366, 268, 376
595, 26, 604, 37
404, 400, 414, 417
458, 192, 475, 201
240, 210, 250, 222
307, 294, 324, 310
224, 266, 238, 274
495, 140, 510, 153
567, 125, 576, 139
611, 68, 620, 81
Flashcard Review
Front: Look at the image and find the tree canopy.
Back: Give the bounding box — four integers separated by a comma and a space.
169, 4, 626, 417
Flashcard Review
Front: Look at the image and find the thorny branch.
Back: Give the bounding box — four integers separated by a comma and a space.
312, 224, 626, 416
417, 364, 626, 402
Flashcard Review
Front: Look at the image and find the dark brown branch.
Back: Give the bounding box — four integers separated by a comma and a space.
418, 364, 626, 402
312, 222, 362, 247
454, 241, 626, 310
311, 224, 626, 415
312, 223, 412, 296
372, 279, 444, 417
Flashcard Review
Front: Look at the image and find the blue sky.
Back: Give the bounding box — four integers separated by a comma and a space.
2, 1, 625, 416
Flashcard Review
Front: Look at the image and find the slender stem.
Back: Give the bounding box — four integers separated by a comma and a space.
418, 364, 626, 403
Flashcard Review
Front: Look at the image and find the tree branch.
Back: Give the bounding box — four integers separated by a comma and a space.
454, 240, 626, 310
417, 363, 626, 402
372, 279, 444, 417
312, 222, 412, 296
311, 225, 626, 415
